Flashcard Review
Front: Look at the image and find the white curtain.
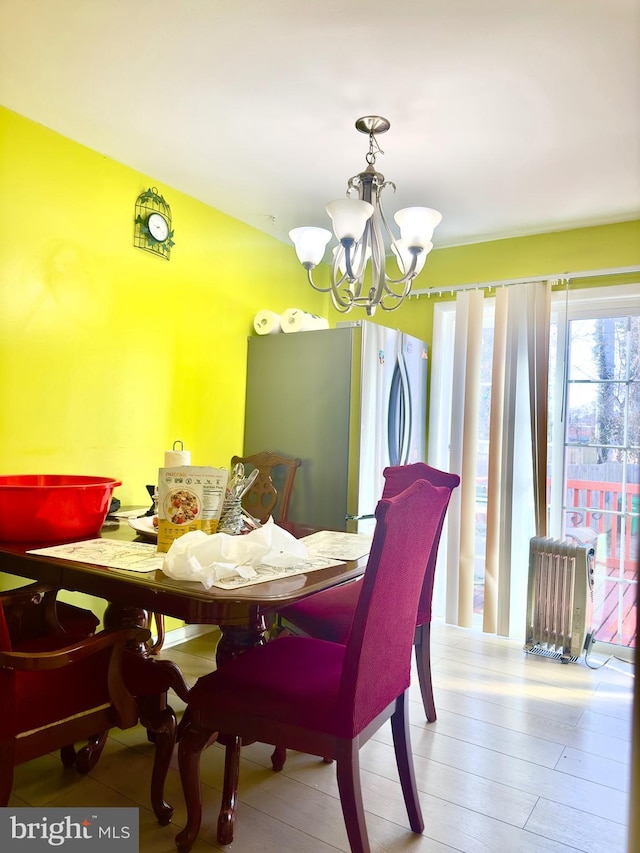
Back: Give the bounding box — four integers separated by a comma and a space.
429, 281, 551, 636
443, 290, 484, 627
526, 282, 551, 539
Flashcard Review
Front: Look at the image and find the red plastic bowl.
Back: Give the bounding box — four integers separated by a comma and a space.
0, 475, 122, 543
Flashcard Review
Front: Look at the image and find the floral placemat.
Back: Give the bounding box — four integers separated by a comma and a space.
28, 539, 163, 573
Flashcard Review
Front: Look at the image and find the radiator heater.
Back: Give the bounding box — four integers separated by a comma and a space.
524, 536, 594, 663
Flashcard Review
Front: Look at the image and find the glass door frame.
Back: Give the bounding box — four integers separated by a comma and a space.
549, 283, 639, 657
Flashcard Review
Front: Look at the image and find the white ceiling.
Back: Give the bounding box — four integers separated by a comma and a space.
1, 0, 639, 250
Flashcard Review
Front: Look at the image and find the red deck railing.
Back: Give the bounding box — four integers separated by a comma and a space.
472, 477, 638, 647
565, 479, 639, 575
565, 478, 638, 648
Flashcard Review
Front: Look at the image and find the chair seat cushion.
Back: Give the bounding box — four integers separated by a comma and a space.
188, 636, 349, 736
279, 580, 361, 644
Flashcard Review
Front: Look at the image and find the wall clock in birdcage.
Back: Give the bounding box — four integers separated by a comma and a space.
134, 187, 175, 260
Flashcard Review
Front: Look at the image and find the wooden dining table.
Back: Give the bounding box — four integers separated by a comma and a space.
0, 517, 369, 843
0, 517, 367, 664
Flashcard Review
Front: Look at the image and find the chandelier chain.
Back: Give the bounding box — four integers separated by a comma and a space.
365, 131, 384, 166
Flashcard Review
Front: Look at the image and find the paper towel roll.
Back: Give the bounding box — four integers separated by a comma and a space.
254, 310, 282, 335
281, 308, 329, 333
164, 442, 191, 467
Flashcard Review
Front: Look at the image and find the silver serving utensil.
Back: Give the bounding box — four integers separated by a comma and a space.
238, 466, 259, 500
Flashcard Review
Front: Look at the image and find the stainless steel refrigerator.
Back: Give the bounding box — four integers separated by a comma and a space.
242, 320, 428, 532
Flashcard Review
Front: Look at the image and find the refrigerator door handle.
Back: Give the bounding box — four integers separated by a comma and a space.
398, 349, 413, 465
387, 362, 403, 466
388, 351, 413, 465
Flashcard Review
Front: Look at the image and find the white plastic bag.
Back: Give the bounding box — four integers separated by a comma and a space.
162, 519, 307, 589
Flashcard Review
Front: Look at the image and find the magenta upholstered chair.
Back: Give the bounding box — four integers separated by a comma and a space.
278, 462, 460, 723
175, 479, 452, 852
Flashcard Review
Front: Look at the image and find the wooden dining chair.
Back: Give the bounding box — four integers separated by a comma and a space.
150, 451, 302, 655
0, 587, 189, 824
230, 450, 301, 524
1, 581, 100, 641
174, 478, 452, 852
276, 462, 460, 727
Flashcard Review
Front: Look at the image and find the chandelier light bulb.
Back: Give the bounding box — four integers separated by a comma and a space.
393, 207, 442, 250
289, 226, 332, 267
391, 239, 432, 277
326, 199, 374, 242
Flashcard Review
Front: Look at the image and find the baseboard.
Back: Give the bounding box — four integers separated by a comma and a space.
158, 623, 219, 649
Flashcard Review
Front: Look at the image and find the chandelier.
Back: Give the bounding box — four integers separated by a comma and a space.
289, 116, 441, 316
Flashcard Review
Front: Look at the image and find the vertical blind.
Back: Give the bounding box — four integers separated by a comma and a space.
429, 281, 551, 636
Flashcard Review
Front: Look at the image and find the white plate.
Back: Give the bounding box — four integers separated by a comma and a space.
128, 515, 158, 539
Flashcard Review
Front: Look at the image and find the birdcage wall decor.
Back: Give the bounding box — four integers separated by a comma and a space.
134, 187, 175, 260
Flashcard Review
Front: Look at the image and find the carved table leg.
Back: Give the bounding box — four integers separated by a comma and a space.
139, 696, 177, 826
103, 603, 152, 654
215, 610, 268, 667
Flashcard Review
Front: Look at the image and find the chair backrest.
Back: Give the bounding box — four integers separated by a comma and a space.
337, 479, 452, 737
231, 451, 301, 524
382, 463, 460, 625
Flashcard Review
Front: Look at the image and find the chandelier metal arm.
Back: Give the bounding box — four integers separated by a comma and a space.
351, 219, 372, 292
305, 267, 334, 294
324, 253, 361, 311
342, 239, 358, 282
301, 269, 353, 311
375, 194, 420, 287
368, 207, 388, 306
384, 250, 419, 285
306, 266, 360, 313
378, 292, 410, 311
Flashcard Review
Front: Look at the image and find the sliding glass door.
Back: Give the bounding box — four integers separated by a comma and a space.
549, 290, 639, 649
430, 283, 638, 649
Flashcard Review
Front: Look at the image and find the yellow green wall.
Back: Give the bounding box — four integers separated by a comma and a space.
0, 106, 328, 628
0, 106, 328, 505
420, 220, 640, 287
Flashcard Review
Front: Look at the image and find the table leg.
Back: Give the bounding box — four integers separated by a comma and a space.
215, 609, 268, 666
103, 603, 151, 654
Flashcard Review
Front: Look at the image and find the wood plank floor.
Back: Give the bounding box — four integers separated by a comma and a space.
9, 623, 635, 852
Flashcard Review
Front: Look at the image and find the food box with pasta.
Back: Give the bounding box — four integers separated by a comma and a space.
156, 466, 228, 553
